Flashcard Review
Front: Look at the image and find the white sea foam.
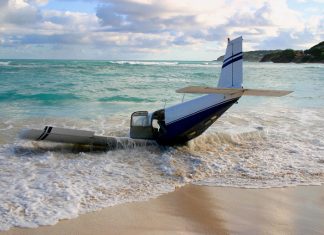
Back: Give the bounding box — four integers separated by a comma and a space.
0, 106, 323, 231
0, 61, 11, 66
178, 63, 220, 68
193, 107, 324, 188
107, 60, 221, 68
109, 61, 179, 66
0, 141, 179, 230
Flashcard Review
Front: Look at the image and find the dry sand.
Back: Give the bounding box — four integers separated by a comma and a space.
2, 185, 324, 235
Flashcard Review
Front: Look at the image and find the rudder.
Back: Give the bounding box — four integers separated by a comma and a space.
218, 36, 243, 88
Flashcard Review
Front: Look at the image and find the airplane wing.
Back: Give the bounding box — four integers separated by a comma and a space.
20, 126, 97, 144
19, 126, 154, 148
176, 86, 293, 97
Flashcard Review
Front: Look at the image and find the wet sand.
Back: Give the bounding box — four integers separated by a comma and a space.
2, 185, 324, 235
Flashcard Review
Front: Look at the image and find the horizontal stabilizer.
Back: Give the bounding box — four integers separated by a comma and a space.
176, 86, 293, 97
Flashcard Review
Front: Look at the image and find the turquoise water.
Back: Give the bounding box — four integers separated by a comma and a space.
1, 60, 217, 118
1, 60, 323, 119
0, 60, 323, 230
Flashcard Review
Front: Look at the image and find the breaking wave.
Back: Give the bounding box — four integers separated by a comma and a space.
0, 107, 323, 231
108, 61, 179, 66
0, 61, 11, 66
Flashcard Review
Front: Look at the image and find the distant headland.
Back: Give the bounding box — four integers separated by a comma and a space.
216, 41, 324, 63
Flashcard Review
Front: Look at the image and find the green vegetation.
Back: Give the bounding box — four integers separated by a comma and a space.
216, 50, 281, 62
260, 49, 297, 63
216, 41, 324, 63
302, 41, 324, 63
260, 41, 324, 63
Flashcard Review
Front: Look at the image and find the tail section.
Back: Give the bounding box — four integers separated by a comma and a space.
217, 36, 243, 88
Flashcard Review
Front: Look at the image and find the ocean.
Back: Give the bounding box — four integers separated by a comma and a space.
0, 59, 323, 230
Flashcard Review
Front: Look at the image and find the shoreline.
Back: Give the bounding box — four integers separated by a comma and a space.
2, 184, 324, 235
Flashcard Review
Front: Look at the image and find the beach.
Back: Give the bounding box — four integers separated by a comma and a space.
3, 185, 324, 235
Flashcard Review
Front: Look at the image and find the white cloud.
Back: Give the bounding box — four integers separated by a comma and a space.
0, 0, 323, 59
30, 0, 48, 5
94, 0, 320, 47
0, 0, 43, 27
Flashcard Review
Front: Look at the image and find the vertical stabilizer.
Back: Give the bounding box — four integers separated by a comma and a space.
217, 36, 243, 88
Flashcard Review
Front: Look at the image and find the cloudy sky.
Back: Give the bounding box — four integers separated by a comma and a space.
0, 0, 323, 60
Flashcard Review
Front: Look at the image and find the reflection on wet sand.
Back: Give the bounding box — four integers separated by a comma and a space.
4, 185, 324, 235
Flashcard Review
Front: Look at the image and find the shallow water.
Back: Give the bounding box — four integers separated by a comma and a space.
0, 60, 323, 230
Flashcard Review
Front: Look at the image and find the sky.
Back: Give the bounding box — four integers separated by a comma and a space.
0, 0, 323, 60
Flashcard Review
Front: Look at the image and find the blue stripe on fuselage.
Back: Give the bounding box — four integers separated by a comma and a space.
167, 98, 235, 125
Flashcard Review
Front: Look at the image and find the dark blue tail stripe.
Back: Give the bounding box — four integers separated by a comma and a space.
222, 55, 243, 69
223, 52, 243, 63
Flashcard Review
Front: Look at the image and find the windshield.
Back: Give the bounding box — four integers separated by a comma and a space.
131, 111, 150, 127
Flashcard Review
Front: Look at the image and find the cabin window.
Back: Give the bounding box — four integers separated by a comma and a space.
131, 111, 150, 127
130, 111, 154, 139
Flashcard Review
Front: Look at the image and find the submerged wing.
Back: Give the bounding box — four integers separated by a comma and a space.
19, 126, 100, 144
19, 126, 154, 148
176, 86, 293, 97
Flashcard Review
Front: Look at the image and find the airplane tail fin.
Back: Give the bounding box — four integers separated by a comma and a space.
218, 36, 243, 88
176, 36, 293, 98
